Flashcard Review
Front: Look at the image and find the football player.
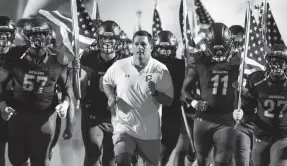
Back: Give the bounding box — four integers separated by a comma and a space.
0, 15, 16, 166
80, 20, 128, 166
181, 22, 239, 166
230, 25, 255, 166
151, 30, 187, 166
0, 16, 73, 166
233, 44, 287, 166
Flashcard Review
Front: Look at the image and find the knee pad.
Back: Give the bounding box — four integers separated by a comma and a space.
214, 150, 233, 166
116, 152, 133, 165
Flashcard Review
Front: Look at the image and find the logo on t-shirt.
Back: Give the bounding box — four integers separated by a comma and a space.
145, 75, 152, 82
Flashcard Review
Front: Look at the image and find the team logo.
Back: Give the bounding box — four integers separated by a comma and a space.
145, 75, 152, 82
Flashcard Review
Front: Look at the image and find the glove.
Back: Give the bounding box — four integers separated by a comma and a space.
55, 100, 69, 118
63, 128, 73, 140
191, 100, 208, 111
0, 101, 16, 121
233, 109, 244, 121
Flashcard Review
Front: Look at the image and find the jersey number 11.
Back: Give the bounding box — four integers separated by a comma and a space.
211, 75, 228, 95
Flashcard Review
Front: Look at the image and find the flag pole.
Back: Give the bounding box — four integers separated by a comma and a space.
70, 0, 81, 108
91, 0, 98, 20
190, 0, 197, 38
234, 0, 252, 129
261, 0, 268, 47
180, 0, 196, 153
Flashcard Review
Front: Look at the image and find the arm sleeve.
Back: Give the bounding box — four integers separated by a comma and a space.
156, 68, 174, 98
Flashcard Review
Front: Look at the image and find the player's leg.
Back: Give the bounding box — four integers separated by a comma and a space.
100, 123, 115, 166
251, 137, 272, 166
173, 116, 196, 166
269, 138, 287, 166
193, 118, 214, 166
160, 116, 181, 166
213, 125, 236, 166
8, 113, 30, 166
234, 127, 252, 166
113, 133, 136, 166
0, 118, 8, 166
28, 111, 58, 166
0, 142, 5, 166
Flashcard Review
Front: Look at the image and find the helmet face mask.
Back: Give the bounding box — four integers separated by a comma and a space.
154, 46, 176, 60
266, 50, 287, 81
0, 16, 15, 54
99, 36, 117, 54
22, 19, 52, 51
231, 34, 244, 53
0, 31, 13, 53
97, 20, 121, 54
205, 23, 232, 63
153, 31, 178, 61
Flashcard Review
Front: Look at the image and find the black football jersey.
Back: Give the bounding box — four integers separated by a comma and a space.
80, 50, 126, 117
4, 46, 70, 111
246, 71, 287, 139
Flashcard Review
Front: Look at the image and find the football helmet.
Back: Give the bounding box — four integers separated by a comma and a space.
97, 20, 121, 54
22, 17, 53, 50
153, 30, 178, 60
0, 16, 15, 54
120, 39, 133, 57
204, 22, 233, 62
229, 25, 245, 53
265, 44, 287, 81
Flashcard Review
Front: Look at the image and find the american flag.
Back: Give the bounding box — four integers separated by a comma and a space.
194, 0, 214, 30
244, 9, 266, 76
263, 3, 285, 47
38, 0, 96, 64
152, 6, 162, 37
179, 0, 214, 51
179, 0, 195, 49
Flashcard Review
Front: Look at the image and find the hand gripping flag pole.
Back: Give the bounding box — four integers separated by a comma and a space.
70, 0, 81, 109
234, 0, 252, 130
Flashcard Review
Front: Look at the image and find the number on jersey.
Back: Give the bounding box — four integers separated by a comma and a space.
264, 99, 287, 118
211, 75, 229, 95
23, 74, 48, 93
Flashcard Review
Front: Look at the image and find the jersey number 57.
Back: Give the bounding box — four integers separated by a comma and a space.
23, 74, 48, 94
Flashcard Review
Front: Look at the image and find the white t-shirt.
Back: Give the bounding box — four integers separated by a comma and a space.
103, 56, 173, 140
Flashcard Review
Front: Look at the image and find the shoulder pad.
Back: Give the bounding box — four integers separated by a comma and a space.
6, 46, 28, 63
186, 51, 207, 68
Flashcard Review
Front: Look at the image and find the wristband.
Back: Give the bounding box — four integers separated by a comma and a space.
191, 100, 198, 108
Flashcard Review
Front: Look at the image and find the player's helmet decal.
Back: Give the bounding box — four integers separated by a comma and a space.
153, 30, 178, 60
204, 22, 232, 63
